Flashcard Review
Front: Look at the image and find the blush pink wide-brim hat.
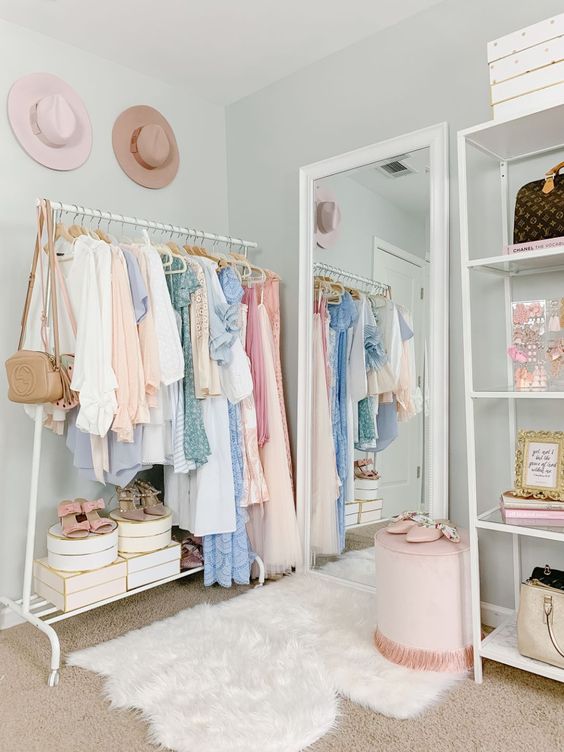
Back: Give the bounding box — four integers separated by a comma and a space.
112, 105, 179, 189
315, 184, 342, 248
7, 72, 92, 171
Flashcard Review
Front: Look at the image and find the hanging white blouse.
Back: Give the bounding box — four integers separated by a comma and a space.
142, 240, 184, 386
69, 235, 117, 437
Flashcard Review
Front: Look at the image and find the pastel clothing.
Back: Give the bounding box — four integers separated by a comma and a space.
257, 304, 302, 575
167, 257, 210, 468
311, 313, 340, 555
217, 268, 253, 405
110, 247, 149, 443
197, 257, 236, 366
203, 401, 253, 587
123, 244, 161, 405
328, 292, 358, 551
143, 242, 184, 385
69, 235, 117, 437
243, 286, 268, 447
67, 410, 144, 486
186, 257, 220, 398
263, 274, 293, 478
165, 395, 236, 535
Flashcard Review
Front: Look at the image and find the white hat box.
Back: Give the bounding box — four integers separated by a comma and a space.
33, 557, 126, 612
120, 541, 181, 589
110, 508, 172, 554
355, 487, 381, 502
354, 476, 380, 491
47, 524, 119, 572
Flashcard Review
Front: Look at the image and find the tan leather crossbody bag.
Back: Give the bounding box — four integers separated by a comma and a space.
5, 199, 66, 404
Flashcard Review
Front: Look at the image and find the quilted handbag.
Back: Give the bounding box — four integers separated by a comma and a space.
517, 565, 564, 669
514, 161, 564, 244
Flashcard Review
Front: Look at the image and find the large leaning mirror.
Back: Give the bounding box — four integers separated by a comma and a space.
297, 124, 449, 588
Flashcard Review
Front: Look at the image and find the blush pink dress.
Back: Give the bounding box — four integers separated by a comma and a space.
263, 273, 293, 482
253, 303, 302, 575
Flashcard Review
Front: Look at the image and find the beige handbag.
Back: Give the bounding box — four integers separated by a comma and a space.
517, 572, 564, 669
5, 200, 65, 405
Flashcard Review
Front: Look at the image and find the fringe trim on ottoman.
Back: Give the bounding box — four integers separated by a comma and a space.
374, 629, 473, 673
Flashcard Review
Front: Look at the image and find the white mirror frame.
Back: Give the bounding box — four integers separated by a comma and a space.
296, 122, 450, 587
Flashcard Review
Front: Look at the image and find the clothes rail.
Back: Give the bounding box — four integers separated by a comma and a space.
0, 201, 264, 687
313, 261, 391, 297
38, 198, 258, 255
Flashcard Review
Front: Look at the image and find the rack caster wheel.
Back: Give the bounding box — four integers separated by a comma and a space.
48, 669, 60, 687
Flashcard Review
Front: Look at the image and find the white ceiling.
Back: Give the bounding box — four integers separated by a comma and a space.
0, 0, 441, 104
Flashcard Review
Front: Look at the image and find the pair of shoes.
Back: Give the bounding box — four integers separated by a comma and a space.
115, 480, 166, 521
57, 499, 117, 539
354, 459, 380, 480
387, 511, 460, 543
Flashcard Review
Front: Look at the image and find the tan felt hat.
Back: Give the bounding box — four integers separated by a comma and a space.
112, 105, 179, 189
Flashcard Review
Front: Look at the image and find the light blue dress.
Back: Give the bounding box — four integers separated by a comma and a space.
203, 267, 255, 587
328, 292, 358, 551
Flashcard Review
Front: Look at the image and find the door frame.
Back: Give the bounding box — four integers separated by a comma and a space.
297, 122, 449, 588
371, 236, 427, 510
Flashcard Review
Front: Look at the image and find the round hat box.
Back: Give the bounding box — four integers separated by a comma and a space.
47, 524, 118, 572
110, 508, 172, 554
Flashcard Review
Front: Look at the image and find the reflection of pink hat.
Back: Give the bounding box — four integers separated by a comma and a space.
8, 73, 92, 170
315, 185, 342, 248
112, 105, 179, 189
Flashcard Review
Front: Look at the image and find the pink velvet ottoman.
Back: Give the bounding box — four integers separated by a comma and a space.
373, 527, 473, 672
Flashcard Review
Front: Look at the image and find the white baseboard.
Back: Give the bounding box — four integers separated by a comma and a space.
480, 601, 514, 628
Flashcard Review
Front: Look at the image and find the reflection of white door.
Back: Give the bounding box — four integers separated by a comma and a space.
371, 238, 426, 518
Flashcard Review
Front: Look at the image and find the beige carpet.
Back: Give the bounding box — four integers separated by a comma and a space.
1, 573, 564, 752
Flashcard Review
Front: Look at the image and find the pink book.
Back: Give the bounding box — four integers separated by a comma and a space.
502, 506, 564, 520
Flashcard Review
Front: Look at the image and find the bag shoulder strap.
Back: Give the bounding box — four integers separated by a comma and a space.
17, 200, 62, 366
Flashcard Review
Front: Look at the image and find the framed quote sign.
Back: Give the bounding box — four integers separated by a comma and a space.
514, 430, 564, 500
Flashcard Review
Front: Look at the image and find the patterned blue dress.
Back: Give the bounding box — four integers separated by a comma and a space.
167, 258, 210, 467
328, 292, 358, 551
203, 267, 255, 587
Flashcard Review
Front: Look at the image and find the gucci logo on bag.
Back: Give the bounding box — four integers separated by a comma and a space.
12, 364, 35, 396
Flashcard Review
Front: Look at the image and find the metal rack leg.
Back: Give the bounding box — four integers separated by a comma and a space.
0, 407, 60, 686
253, 555, 265, 587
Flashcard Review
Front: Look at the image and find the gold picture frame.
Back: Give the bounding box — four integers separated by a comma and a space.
514, 430, 564, 500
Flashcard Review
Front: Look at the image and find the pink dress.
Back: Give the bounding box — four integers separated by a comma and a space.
253, 303, 302, 575
242, 286, 269, 447
263, 274, 293, 481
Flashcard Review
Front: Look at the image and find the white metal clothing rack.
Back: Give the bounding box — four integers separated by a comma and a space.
45, 199, 258, 255
313, 261, 391, 297
0, 199, 264, 687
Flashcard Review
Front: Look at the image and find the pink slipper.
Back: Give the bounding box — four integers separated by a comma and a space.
405, 525, 442, 543
387, 519, 418, 534
57, 500, 90, 539
78, 498, 117, 535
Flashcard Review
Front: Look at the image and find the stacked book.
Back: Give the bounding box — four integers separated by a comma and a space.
501, 491, 564, 525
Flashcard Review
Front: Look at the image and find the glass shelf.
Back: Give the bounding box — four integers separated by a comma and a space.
476, 506, 564, 542
471, 388, 564, 399
467, 246, 564, 275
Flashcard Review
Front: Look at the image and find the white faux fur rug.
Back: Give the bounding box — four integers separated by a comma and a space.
319, 547, 377, 586
68, 575, 462, 752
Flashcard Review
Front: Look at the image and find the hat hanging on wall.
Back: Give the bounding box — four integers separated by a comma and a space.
112, 105, 179, 189
315, 184, 342, 248
7, 72, 92, 170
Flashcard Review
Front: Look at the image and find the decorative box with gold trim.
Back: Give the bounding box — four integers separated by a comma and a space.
33, 557, 126, 612
119, 541, 181, 589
